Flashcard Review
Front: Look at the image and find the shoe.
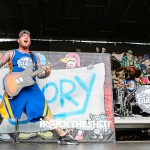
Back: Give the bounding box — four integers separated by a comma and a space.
58, 134, 79, 145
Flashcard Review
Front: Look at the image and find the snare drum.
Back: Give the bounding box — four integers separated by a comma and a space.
135, 85, 150, 114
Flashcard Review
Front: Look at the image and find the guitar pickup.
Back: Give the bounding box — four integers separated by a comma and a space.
16, 77, 24, 84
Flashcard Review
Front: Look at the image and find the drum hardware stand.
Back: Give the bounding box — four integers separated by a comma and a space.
116, 86, 127, 117
129, 102, 135, 116
121, 96, 129, 117
124, 92, 131, 116
114, 103, 122, 116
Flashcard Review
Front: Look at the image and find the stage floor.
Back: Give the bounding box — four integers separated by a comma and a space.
0, 142, 150, 150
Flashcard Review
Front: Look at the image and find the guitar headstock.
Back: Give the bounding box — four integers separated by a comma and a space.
60, 57, 72, 63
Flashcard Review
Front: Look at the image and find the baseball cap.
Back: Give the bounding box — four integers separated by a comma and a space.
19, 30, 30, 38
126, 50, 133, 54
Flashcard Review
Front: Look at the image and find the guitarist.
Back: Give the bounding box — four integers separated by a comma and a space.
0, 30, 78, 145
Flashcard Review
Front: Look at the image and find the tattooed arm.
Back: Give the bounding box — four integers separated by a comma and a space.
0, 50, 13, 68
35, 54, 51, 79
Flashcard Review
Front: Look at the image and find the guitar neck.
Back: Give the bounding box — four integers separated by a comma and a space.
30, 60, 61, 77
30, 67, 44, 77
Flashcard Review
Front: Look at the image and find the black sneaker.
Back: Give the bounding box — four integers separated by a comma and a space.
58, 134, 79, 145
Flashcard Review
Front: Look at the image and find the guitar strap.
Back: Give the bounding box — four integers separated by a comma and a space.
29, 51, 37, 71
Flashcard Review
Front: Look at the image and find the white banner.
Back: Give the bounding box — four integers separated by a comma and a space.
37, 63, 105, 127
0, 63, 105, 130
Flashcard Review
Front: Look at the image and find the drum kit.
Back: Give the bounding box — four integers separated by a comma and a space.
112, 65, 150, 117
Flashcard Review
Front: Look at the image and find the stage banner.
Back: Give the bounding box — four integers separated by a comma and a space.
0, 51, 115, 143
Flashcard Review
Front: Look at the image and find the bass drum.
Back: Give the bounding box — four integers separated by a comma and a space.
125, 89, 150, 117
135, 85, 150, 115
